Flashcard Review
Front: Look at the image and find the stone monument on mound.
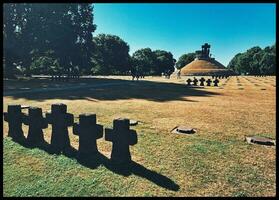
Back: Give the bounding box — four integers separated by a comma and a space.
180, 43, 235, 76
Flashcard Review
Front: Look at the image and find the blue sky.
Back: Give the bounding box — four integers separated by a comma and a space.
93, 3, 276, 66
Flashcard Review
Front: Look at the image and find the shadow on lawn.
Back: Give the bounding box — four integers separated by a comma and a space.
4, 77, 219, 102
12, 138, 180, 192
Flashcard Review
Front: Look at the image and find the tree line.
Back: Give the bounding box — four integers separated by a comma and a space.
3, 3, 276, 79
4, 3, 96, 78
3, 3, 176, 79
227, 44, 276, 75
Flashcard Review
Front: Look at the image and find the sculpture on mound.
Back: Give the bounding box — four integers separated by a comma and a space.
180, 43, 234, 76
195, 43, 211, 60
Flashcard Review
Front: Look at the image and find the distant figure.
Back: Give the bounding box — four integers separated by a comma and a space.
177, 70, 181, 79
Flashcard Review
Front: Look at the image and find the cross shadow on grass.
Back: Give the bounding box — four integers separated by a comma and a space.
78, 152, 180, 192
4, 77, 220, 102
10, 138, 180, 192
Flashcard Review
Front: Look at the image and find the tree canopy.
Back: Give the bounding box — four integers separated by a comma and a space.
3, 3, 96, 78
3, 3, 275, 78
175, 53, 196, 70
131, 48, 175, 76
227, 44, 276, 75
91, 34, 131, 75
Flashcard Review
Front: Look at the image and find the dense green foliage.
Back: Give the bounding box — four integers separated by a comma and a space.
91, 34, 131, 75
3, 3, 96, 78
131, 48, 176, 76
4, 3, 275, 78
175, 53, 196, 70
3, 3, 176, 78
227, 44, 276, 75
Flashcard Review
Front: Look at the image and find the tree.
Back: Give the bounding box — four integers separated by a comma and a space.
259, 53, 276, 75
175, 53, 195, 70
227, 44, 276, 75
3, 4, 24, 78
227, 53, 242, 73
153, 50, 176, 75
71, 4, 96, 75
92, 34, 130, 75
131, 48, 156, 76
30, 50, 61, 75
3, 3, 96, 78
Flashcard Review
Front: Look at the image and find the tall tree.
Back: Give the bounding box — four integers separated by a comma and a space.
3, 3, 96, 78
131, 48, 156, 76
153, 50, 176, 75
175, 53, 196, 70
3, 4, 24, 78
92, 34, 130, 75
227, 44, 276, 75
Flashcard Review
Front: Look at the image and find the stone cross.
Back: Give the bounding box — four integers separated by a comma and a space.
46, 103, 74, 153
186, 78, 192, 86
199, 77, 205, 86
192, 77, 198, 86
201, 43, 210, 58
3, 105, 26, 142
105, 118, 137, 165
23, 107, 48, 146
73, 114, 103, 157
206, 79, 212, 86
213, 79, 219, 87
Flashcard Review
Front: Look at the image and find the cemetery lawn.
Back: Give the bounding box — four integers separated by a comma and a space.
3, 76, 276, 197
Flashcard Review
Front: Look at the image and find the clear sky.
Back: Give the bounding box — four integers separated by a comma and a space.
93, 3, 276, 66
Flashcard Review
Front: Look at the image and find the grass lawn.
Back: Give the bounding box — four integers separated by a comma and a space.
3, 76, 276, 197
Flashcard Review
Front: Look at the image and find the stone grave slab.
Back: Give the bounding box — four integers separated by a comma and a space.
171, 126, 196, 134
245, 136, 275, 146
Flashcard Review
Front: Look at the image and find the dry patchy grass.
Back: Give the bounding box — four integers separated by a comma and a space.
3, 75, 276, 197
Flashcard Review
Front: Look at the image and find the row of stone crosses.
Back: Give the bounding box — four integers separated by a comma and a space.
185, 75, 229, 87
4, 103, 137, 165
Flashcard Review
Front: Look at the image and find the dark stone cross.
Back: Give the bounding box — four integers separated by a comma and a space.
3, 105, 26, 142
105, 118, 137, 165
73, 114, 103, 157
192, 77, 198, 86
199, 77, 205, 86
201, 43, 210, 58
213, 79, 219, 87
186, 78, 192, 86
206, 79, 212, 86
24, 107, 48, 146
46, 103, 74, 153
